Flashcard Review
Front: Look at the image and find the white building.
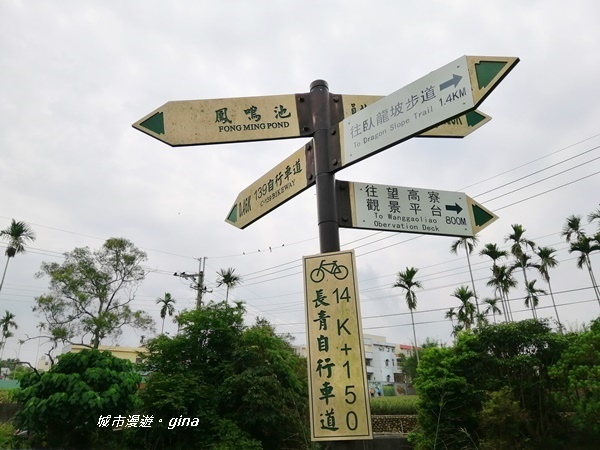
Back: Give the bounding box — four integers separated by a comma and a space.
295, 334, 402, 383
363, 334, 399, 382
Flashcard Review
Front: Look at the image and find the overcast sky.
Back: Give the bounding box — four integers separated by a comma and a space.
1, 0, 600, 366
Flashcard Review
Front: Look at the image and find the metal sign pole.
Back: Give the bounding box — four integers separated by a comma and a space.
310, 80, 340, 254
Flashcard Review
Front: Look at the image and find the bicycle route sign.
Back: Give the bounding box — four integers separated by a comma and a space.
336, 180, 498, 238
338, 56, 518, 170
303, 250, 372, 441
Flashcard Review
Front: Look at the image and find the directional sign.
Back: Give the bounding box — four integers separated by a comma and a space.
303, 250, 372, 441
336, 180, 498, 237
133, 94, 309, 146
225, 141, 315, 229
339, 55, 518, 168
225, 107, 491, 229
134, 89, 494, 148
418, 109, 491, 138
133, 93, 385, 147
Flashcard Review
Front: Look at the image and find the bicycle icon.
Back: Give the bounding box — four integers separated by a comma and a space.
310, 259, 349, 283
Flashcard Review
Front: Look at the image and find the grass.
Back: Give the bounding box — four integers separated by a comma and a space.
370, 395, 419, 415
0, 392, 12, 404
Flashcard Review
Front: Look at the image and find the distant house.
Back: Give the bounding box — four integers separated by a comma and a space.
395, 343, 421, 358
294, 334, 412, 384
61, 344, 147, 364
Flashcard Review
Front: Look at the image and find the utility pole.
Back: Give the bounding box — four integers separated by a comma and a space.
173, 257, 211, 308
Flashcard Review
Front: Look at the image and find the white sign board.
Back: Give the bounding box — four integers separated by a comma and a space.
340, 55, 474, 166
340, 181, 497, 238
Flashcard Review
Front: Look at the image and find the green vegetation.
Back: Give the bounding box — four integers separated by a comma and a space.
409, 319, 600, 449
12, 349, 141, 449
34, 237, 155, 349
370, 395, 418, 415
132, 302, 311, 450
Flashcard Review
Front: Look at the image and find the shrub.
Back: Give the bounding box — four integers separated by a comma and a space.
370, 395, 418, 415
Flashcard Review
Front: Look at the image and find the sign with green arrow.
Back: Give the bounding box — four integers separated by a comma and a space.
339, 56, 518, 169
336, 180, 498, 237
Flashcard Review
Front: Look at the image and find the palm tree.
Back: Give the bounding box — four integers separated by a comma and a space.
562, 214, 587, 243
0, 311, 17, 360
569, 236, 600, 306
483, 298, 502, 324
445, 307, 457, 330
536, 246, 563, 332
451, 286, 476, 331
0, 220, 36, 293
393, 267, 423, 364
588, 207, 600, 230
506, 224, 536, 258
506, 224, 537, 317
524, 280, 547, 319
216, 267, 242, 304
480, 243, 511, 321
479, 243, 508, 265
450, 236, 480, 314
156, 292, 176, 334
486, 264, 517, 322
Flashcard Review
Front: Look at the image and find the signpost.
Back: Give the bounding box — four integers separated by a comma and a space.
303, 250, 372, 441
338, 56, 518, 169
133, 55, 518, 444
225, 141, 315, 229
133, 94, 309, 146
225, 110, 490, 229
336, 180, 498, 237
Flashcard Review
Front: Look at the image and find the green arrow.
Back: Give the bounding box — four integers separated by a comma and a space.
226, 204, 238, 223
472, 203, 494, 226
139, 112, 165, 135
465, 110, 487, 127
474, 61, 508, 89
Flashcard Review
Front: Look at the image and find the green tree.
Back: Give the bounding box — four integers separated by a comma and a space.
568, 235, 600, 306
550, 318, 600, 437
562, 214, 587, 243
393, 267, 423, 364
0, 219, 36, 293
483, 298, 502, 324
13, 349, 141, 449
0, 311, 17, 360
216, 267, 242, 304
33, 237, 154, 348
156, 292, 176, 334
524, 279, 547, 319
397, 338, 438, 383
486, 264, 517, 322
506, 224, 538, 318
536, 246, 563, 332
137, 302, 309, 450
410, 320, 568, 449
450, 236, 480, 314
480, 243, 512, 321
451, 286, 476, 331
588, 206, 600, 231
445, 307, 457, 332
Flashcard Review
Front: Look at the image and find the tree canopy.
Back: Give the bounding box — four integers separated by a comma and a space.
136, 301, 310, 450
13, 349, 141, 449
33, 237, 154, 349
409, 319, 600, 449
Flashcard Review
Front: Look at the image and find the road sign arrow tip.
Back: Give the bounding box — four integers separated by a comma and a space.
226, 204, 238, 224
466, 196, 499, 234
137, 112, 165, 135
